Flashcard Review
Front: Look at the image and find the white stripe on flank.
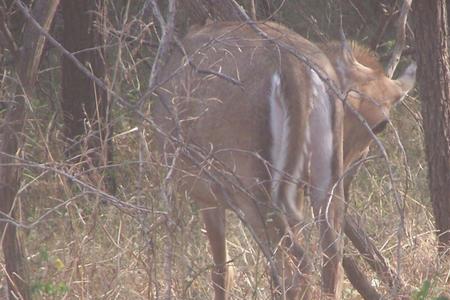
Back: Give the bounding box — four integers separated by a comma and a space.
269, 73, 304, 220
284, 149, 305, 219
309, 69, 333, 206
269, 72, 289, 203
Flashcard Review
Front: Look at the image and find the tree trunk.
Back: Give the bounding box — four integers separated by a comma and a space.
413, 0, 450, 250
0, 99, 30, 300
61, 0, 115, 193
0, 1, 60, 299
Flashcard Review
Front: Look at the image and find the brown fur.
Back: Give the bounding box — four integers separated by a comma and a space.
152, 21, 415, 300
321, 41, 384, 74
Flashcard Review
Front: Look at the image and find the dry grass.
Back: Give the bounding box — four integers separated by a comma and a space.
1, 2, 449, 299
0, 91, 447, 300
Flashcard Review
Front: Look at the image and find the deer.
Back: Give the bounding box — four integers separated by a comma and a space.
152, 21, 416, 300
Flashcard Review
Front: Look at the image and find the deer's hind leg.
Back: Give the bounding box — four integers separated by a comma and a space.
201, 206, 234, 300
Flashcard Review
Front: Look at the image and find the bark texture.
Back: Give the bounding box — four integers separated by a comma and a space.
413, 0, 450, 249
0, 1, 60, 299
61, 0, 114, 192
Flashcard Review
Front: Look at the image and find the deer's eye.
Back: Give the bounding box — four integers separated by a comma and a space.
372, 119, 388, 134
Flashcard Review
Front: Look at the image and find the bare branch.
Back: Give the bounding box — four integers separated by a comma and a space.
344, 215, 405, 291
343, 256, 382, 300
16, 0, 60, 90
370, 3, 398, 50
0, 153, 155, 216
159, 145, 181, 300
173, 38, 243, 87
147, 0, 177, 93
385, 0, 412, 78
0, 6, 19, 56
10, 2, 415, 297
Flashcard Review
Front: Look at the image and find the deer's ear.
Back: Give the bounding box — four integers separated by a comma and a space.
340, 40, 356, 66
396, 62, 417, 93
336, 41, 375, 90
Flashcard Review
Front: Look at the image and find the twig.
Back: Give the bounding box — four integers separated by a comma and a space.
0, 6, 19, 57
160, 145, 180, 300
0, 152, 155, 216
250, 0, 257, 20
172, 36, 243, 87
194, 65, 242, 86
147, 0, 176, 93
0, 193, 86, 229
385, 0, 412, 78
346, 0, 367, 26
370, 3, 397, 50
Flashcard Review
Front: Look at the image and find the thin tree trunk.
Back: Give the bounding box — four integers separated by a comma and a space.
0, 1, 60, 299
342, 256, 381, 300
61, 0, 115, 193
413, 0, 450, 250
344, 215, 404, 290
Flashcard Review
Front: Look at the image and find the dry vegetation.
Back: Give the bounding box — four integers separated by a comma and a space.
3, 69, 449, 300
1, 1, 450, 299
